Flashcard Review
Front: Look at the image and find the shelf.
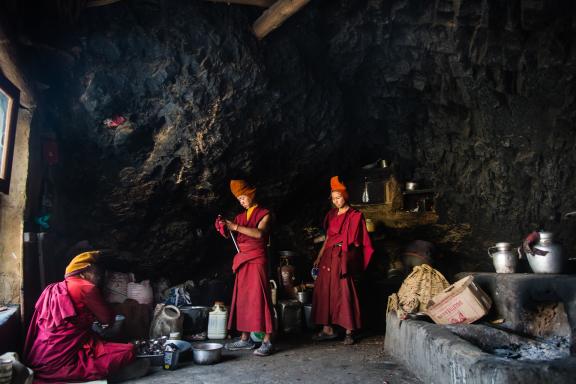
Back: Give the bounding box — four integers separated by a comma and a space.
352, 203, 438, 229
402, 189, 435, 195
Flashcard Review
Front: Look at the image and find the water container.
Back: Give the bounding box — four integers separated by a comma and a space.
150, 304, 183, 339
207, 301, 228, 340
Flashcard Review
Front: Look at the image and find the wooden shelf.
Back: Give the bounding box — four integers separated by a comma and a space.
403, 188, 435, 195
352, 203, 438, 229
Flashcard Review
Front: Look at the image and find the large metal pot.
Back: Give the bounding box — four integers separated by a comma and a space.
179, 306, 210, 335
191, 343, 223, 365
526, 232, 564, 273
487, 242, 518, 273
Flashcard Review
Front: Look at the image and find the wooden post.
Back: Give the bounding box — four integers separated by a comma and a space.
201, 0, 276, 7
253, 0, 311, 39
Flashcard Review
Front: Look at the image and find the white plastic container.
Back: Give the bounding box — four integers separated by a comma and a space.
207, 301, 228, 340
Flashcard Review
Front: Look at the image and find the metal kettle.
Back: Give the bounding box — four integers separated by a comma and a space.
524, 232, 564, 274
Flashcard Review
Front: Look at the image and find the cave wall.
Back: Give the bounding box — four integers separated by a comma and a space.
8, 0, 576, 282
0, 21, 35, 305
320, 0, 576, 271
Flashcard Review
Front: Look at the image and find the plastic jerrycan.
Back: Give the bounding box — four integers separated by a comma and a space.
207, 301, 228, 340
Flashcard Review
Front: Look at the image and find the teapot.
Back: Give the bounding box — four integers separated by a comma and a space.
523, 232, 564, 274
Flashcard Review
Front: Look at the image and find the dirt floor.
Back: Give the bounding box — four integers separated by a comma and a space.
131, 334, 422, 384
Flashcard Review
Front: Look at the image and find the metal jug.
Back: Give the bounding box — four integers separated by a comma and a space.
526, 232, 564, 274
488, 242, 518, 273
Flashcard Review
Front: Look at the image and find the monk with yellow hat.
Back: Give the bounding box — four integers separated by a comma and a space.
311, 176, 374, 345
215, 179, 275, 356
24, 251, 149, 382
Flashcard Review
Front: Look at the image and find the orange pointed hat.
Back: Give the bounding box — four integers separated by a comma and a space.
65, 251, 100, 278
230, 179, 256, 199
330, 176, 349, 200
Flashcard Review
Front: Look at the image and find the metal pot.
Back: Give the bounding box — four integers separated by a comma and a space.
405, 182, 418, 191
487, 242, 518, 273
296, 290, 311, 304
179, 306, 210, 335
192, 343, 223, 365
526, 232, 564, 274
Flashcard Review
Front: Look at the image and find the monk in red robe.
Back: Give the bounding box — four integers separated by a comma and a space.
311, 176, 374, 345
24, 251, 149, 383
215, 179, 275, 356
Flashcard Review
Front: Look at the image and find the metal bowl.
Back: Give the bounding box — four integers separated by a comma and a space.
192, 343, 223, 365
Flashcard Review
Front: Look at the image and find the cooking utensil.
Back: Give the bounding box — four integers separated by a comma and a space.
405, 182, 418, 191
297, 290, 311, 304
179, 306, 210, 335
192, 343, 223, 365
487, 242, 519, 273
525, 232, 564, 273
229, 228, 239, 253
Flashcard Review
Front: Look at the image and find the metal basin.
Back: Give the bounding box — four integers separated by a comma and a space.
192, 342, 223, 365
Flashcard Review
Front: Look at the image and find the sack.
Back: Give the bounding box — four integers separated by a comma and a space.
104, 272, 134, 303
127, 280, 153, 305
387, 264, 449, 319
164, 287, 192, 307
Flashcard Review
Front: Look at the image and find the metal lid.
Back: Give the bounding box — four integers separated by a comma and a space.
495, 242, 511, 249
539, 232, 553, 240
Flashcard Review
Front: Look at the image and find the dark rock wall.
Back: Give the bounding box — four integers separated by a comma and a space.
9, 0, 576, 280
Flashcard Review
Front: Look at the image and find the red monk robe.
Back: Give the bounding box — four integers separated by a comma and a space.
311, 208, 374, 330
24, 277, 135, 383
227, 206, 275, 334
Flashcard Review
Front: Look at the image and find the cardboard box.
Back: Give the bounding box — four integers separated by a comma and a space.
426, 276, 492, 325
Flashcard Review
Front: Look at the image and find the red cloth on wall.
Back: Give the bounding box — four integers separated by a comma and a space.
24, 279, 135, 383
312, 208, 373, 330
227, 206, 274, 334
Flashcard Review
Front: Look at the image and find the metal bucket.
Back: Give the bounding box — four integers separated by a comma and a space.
179, 306, 210, 335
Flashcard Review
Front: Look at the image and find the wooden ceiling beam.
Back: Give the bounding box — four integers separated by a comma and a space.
252, 0, 311, 39
201, 0, 276, 7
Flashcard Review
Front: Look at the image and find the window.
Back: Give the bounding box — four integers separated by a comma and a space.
0, 72, 19, 194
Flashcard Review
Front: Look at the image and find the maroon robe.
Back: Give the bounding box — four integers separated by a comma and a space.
24, 278, 135, 383
227, 206, 275, 334
311, 208, 374, 330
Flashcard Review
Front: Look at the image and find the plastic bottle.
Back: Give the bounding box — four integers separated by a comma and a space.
207, 301, 228, 340
362, 177, 370, 203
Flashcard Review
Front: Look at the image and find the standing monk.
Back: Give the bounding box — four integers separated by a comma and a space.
311, 176, 374, 345
24, 251, 149, 383
215, 179, 275, 356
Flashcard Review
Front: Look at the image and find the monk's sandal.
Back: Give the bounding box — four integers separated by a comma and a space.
253, 341, 274, 356
343, 333, 355, 345
226, 338, 256, 351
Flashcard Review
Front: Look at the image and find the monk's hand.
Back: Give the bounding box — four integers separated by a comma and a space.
313, 255, 321, 267
214, 216, 228, 237
224, 219, 238, 232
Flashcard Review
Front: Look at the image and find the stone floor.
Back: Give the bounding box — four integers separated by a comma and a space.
131, 334, 422, 384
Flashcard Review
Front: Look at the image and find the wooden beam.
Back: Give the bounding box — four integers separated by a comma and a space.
202, 0, 276, 7
253, 0, 311, 39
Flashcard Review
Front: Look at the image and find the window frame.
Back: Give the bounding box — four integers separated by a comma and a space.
0, 72, 20, 194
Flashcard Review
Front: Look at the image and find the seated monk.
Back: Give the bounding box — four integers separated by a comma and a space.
24, 251, 149, 383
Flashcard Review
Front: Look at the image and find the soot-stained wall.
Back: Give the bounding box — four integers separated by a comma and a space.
8, 0, 576, 282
